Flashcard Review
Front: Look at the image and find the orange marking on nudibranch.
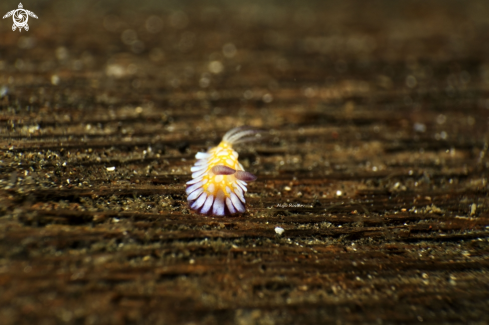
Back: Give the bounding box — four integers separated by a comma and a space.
186, 127, 260, 216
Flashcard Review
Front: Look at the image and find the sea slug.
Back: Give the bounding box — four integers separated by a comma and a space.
186, 127, 259, 216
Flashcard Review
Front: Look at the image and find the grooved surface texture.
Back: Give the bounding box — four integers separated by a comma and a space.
1, 1, 489, 324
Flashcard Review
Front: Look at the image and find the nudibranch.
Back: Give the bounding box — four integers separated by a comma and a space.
186, 127, 259, 216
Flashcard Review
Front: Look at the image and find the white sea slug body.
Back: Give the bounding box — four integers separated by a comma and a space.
186, 127, 259, 216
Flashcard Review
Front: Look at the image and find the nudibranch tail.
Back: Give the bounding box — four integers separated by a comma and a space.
186, 126, 260, 216
222, 126, 249, 141
223, 127, 262, 145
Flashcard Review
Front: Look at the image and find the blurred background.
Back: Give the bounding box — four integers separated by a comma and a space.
1, 1, 489, 324
2, 0, 489, 114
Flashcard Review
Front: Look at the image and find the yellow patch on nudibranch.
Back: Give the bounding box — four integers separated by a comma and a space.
186, 127, 259, 216
201, 142, 243, 194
